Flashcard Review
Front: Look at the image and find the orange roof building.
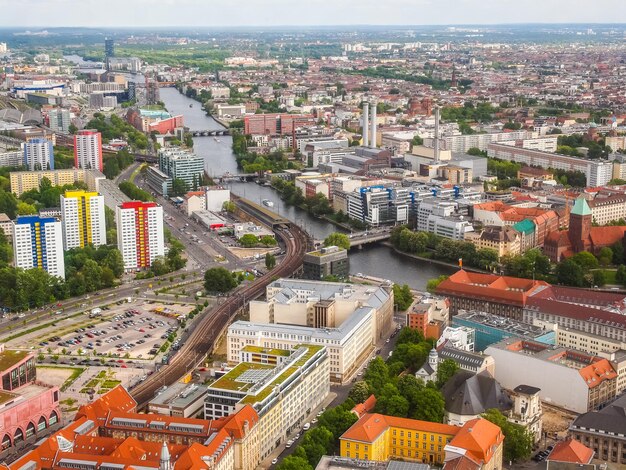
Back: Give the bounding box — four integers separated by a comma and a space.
10, 386, 260, 470
547, 438, 594, 464
436, 269, 549, 319
339, 411, 503, 469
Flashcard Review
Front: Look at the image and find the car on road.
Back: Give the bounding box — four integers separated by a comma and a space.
303, 423, 310, 431
285, 439, 293, 448
271, 458, 278, 465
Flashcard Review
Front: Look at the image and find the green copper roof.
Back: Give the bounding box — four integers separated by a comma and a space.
513, 219, 535, 235
571, 197, 592, 216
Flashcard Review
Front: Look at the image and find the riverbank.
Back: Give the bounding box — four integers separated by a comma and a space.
381, 242, 490, 274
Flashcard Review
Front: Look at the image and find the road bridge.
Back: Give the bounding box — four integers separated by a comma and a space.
315, 230, 391, 249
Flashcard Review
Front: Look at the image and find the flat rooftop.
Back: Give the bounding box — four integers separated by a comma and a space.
0, 349, 31, 371
455, 309, 551, 339
149, 383, 208, 408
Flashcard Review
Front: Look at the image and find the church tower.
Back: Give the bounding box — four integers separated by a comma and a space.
159, 442, 172, 470
569, 197, 592, 253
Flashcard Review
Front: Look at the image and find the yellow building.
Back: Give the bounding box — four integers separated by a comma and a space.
465, 225, 521, 258
340, 412, 504, 469
10, 169, 104, 196
60, 189, 106, 249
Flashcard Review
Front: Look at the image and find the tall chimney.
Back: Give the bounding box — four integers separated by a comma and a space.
370, 101, 377, 148
362, 102, 369, 148
434, 106, 440, 163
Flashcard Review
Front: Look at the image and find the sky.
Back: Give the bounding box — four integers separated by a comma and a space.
1, 0, 626, 27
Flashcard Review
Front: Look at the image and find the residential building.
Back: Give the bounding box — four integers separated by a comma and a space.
147, 382, 208, 418
436, 270, 550, 320
10, 385, 260, 470
452, 310, 555, 352
0, 346, 61, 459
0, 150, 23, 168
13, 215, 65, 279
465, 226, 521, 258
157, 147, 204, 195
570, 394, 626, 465
205, 345, 329, 460
60, 190, 106, 249
9, 169, 105, 197
441, 370, 512, 427
244, 113, 316, 135
115, 201, 164, 272
74, 129, 103, 171
425, 130, 532, 153
339, 411, 504, 469
302, 245, 349, 280
47, 108, 71, 133
249, 278, 393, 342
485, 338, 617, 413
22, 138, 53, 170
487, 143, 613, 187
588, 193, 626, 225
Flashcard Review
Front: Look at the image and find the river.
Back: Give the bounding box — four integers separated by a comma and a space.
159, 87, 454, 290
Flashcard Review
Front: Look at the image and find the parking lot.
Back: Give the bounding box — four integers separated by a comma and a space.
42, 306, 187, 360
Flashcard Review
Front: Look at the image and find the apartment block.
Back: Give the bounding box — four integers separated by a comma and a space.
22, 138, 54, 171
9, 169, 105, 197
115, 201, 164, 271
74, 129, 103, 171
60, 190, 106, 249
12, 215, 65, 279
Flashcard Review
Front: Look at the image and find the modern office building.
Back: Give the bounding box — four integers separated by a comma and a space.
302, 245, 349, 280
0, 346, 61, 459
13, 215, 65, 279
115, 201, 164, 272
60, 190, 106, 249
157, 147, 205, 195
22, 138, 54, 171
47, 108, 71, 133
74, 129, 103, 171
205, 345, 329, 460
250, 278, 393, 342
147, 382, 208, 418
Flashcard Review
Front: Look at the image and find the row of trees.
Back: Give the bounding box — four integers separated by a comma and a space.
118, 181, 154, 202
238, 234, 277, 248
103, 150, 135, 180
136, 229, 187, 279
390, 226, 499, 271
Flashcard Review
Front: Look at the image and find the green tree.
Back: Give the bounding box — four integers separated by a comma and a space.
171, 178, 189, 197
570, 251, 599, 271
556, 258, 586, 286
265, 253, 276, 270
348, 381, 372, 404
616, 265, 626, 286
436, 359, 459, 388
239, 234, 259, 247
363, 357, 389, 392
598, 247, 613, 267
259, 235, 277, 246
276, 456, 313, 470
17, 201, 37, 215
482, 408, 533, 462
592, 270, 606, 287
412, 386, 445, 423
317, 406, 358, 440
426, 275, 448, 294
392, 284, 414, 311
323, 232, 350, 251
204, 267, 238, 293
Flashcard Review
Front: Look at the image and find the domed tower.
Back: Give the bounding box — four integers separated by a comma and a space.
428, 347, 439, 374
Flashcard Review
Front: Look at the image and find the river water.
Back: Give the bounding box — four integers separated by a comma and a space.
159, 87, 454, 290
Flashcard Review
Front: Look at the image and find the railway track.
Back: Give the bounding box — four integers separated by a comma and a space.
130, 223, 307, 407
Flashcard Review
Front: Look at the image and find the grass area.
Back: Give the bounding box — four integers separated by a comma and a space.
0, 350, 29, 371
601, 269, 617, 285
57, 367, 86, 392
129, 163, 146, 183
211, 362, 274, 392
241, 345, 291, 357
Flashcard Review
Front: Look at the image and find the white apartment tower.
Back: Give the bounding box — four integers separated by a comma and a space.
13, 215, 65, 279
115, 201, 164, 271
60, 190, 106, 250
74, 130, 103, 171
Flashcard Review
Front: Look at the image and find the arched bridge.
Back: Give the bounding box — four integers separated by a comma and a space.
189, 129, 231, 137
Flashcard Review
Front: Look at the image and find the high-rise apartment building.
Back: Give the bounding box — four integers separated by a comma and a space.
48, 108, 71, 133
116, 201, 164, 271
12, 215, 65, 279
60, 190, 106, 250
74, 130, 103, 171
22, 138, 54, 171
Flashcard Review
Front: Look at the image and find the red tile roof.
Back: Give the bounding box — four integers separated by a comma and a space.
548, 438, 594, 464
447, 418, 504, 465
341, 413, 460, 443
578, 359, 618, 389
352, 395, 377, 418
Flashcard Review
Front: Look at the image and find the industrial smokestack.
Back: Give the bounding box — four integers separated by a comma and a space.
434, 106, 440, 163
370, 101, 377, 148
362, 102, 369, 148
